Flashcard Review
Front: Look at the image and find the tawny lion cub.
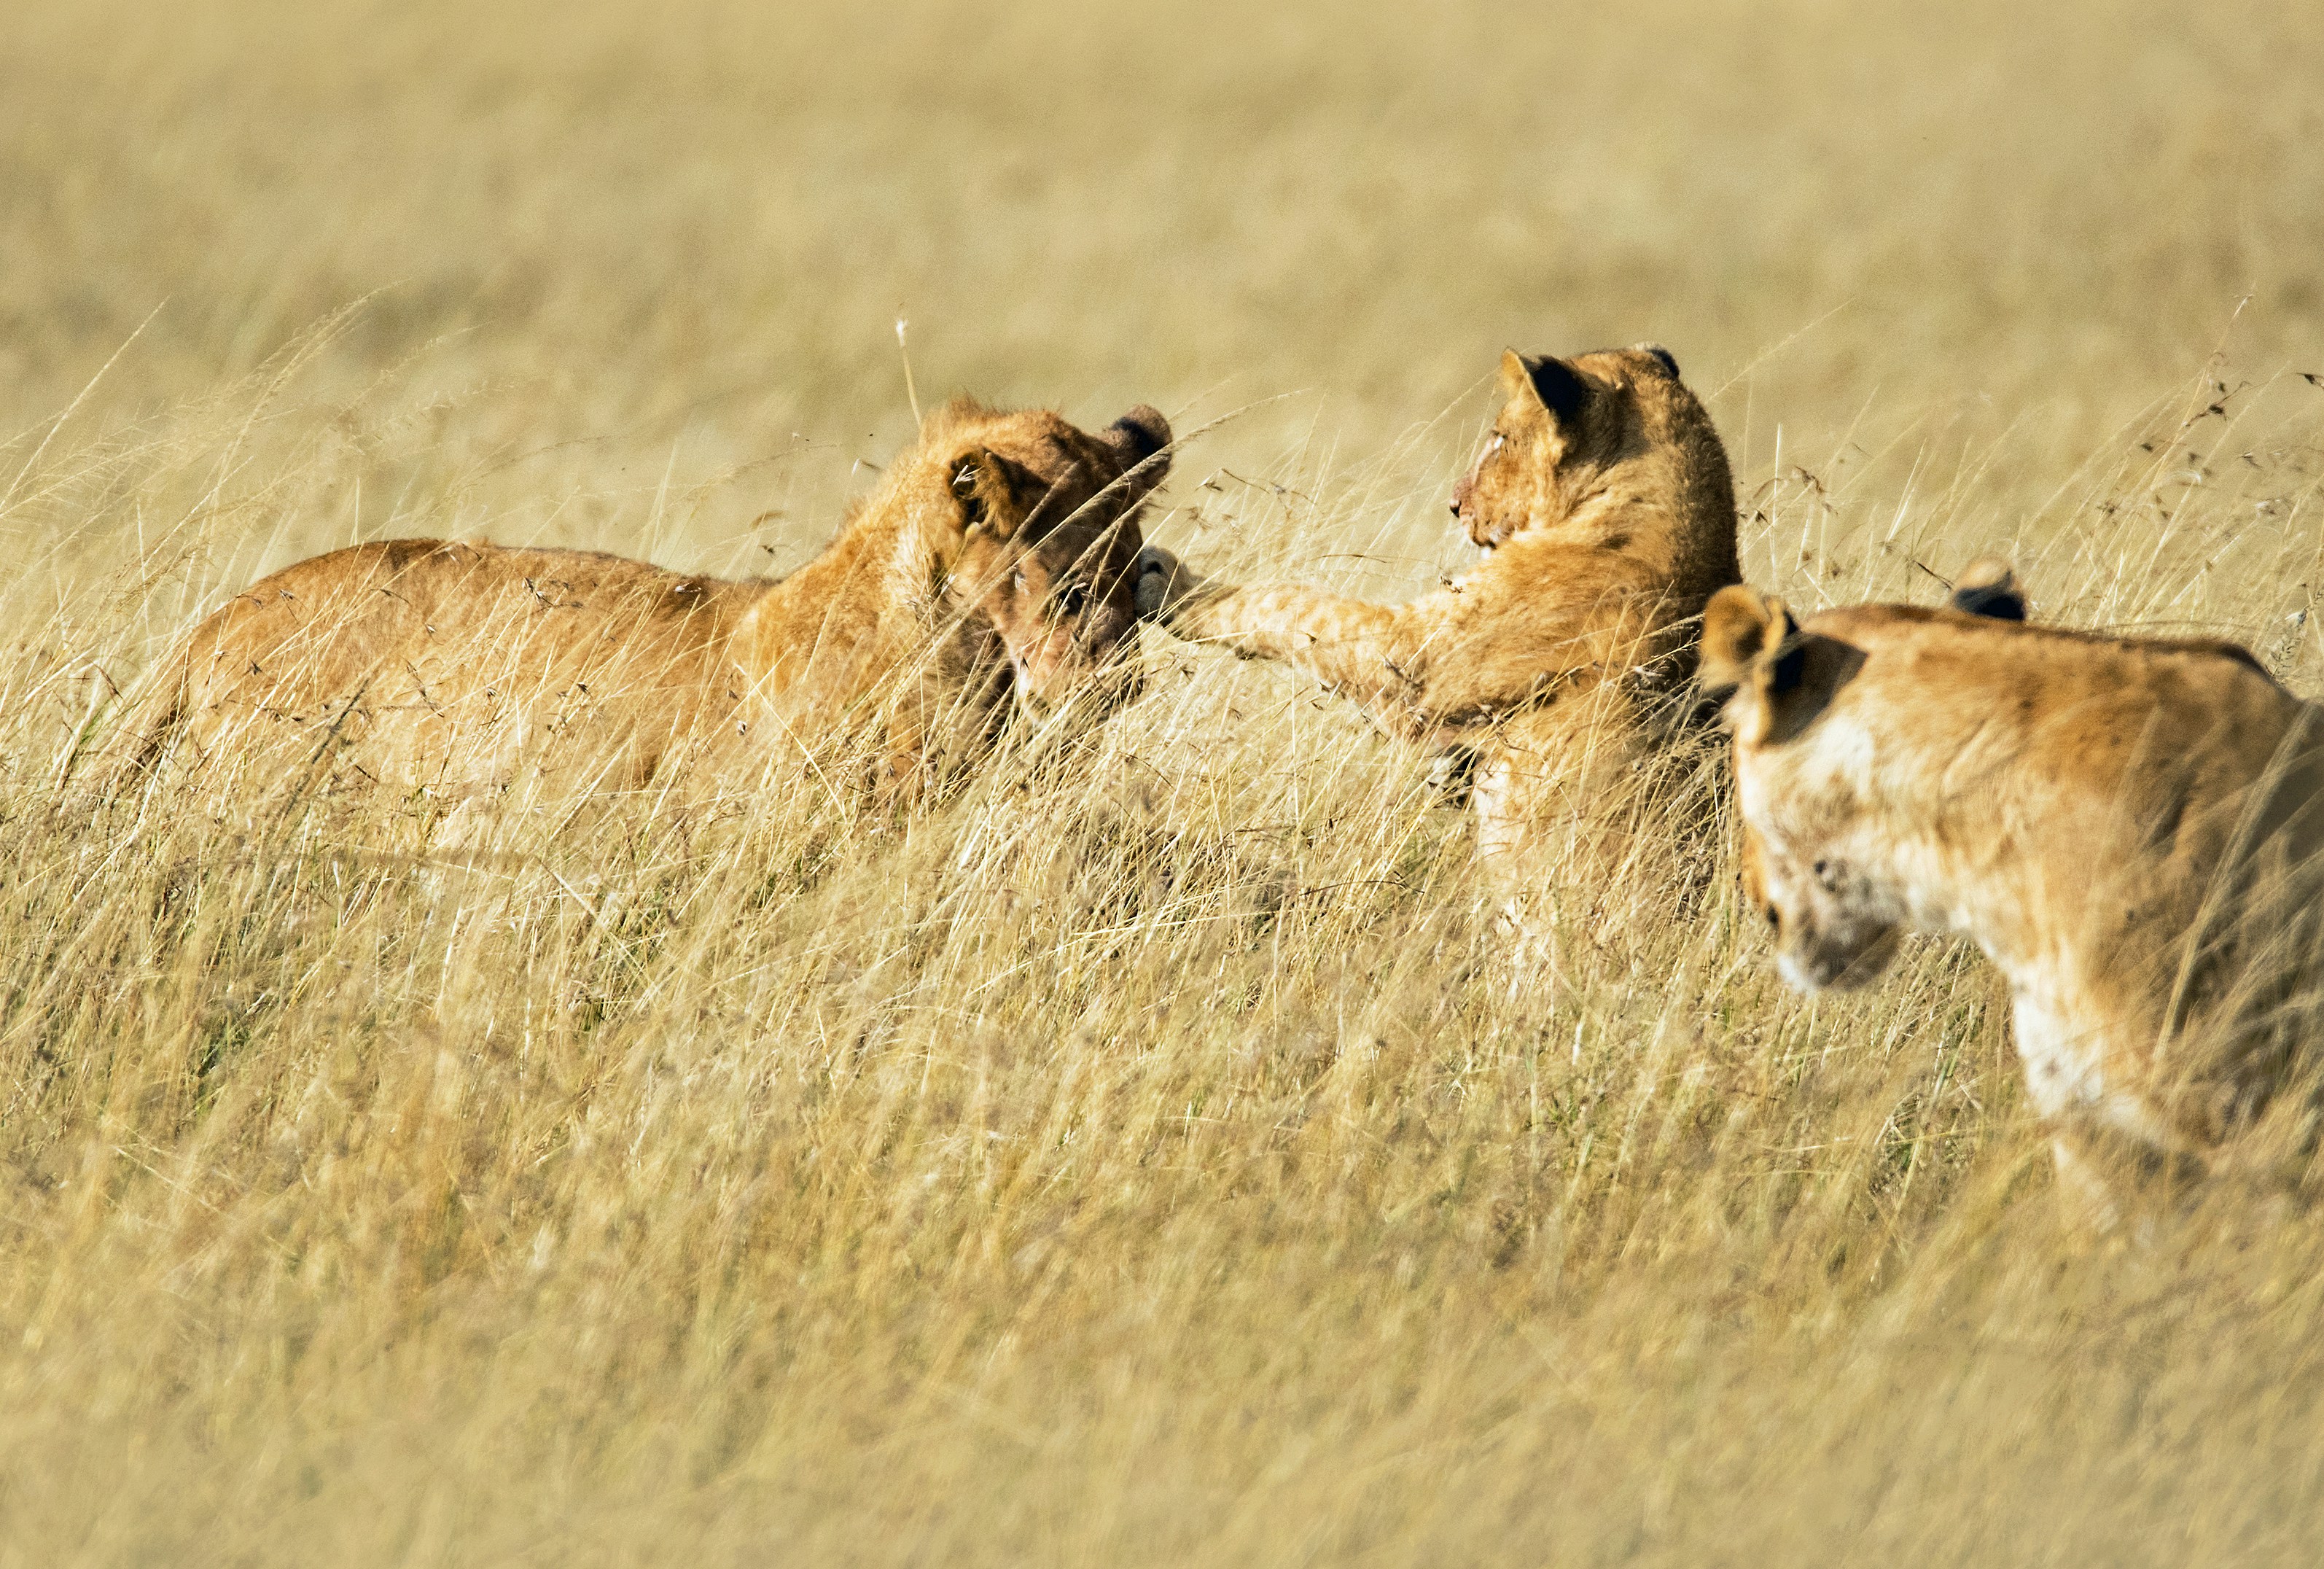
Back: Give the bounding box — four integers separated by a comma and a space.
1701, 569, 2324, 1212
1135, 346, 1737, 885
100, 398, 1170, 801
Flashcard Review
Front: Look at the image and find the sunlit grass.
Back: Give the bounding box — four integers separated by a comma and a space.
0, 338, 2319, 1564
4, 0, 2324, 1560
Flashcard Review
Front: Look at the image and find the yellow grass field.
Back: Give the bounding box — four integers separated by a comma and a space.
4, 1, 2324, 1561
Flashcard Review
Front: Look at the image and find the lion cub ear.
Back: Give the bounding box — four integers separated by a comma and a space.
1699, 584, 1803, 744
949, 447, 1045, 540
1948, 556, 2025, 620
1499, 349, 1591, 426
1631, 343, 1681, 380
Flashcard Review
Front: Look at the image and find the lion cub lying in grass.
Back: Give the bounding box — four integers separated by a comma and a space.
93, 399, 1170, 805
1702, 567, 2324, 1215
1136, 345, 1738, 911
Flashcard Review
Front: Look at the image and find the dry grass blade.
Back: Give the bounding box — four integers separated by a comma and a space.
2, 0, 2323, 1562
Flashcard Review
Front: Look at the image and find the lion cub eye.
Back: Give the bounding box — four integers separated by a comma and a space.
1056, 583, 1088, 618
1011, 570, 1028, 594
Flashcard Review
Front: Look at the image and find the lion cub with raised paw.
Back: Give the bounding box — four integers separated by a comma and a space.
1136, 346, 1739, 934
1701, 565, 2324, 1221
92, 398, 1171, 806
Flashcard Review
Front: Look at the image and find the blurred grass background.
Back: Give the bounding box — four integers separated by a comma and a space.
8, 0, 2320, 544
4, 0, 2324, 1562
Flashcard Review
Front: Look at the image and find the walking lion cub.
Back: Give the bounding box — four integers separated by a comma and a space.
97, 398, 1171, 803
1136, 345, 1738, 892
1701, 569, 2324, 1213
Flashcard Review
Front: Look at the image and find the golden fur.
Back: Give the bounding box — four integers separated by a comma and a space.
97, 398, 1171, 801
1136, 345, 1738, 879
1702, 572, 2324, 1214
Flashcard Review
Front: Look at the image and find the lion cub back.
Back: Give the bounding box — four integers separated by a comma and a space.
112, 540, 771, 801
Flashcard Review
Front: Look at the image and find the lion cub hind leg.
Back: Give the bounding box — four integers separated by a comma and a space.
1472, 676, 1680, 979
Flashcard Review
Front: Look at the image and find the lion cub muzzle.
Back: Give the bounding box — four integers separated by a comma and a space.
1131, 545, 1200, 623
1774, 910, 1903, 992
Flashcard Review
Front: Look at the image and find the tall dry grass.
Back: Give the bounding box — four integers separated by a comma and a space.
4, 0, 2324, 1562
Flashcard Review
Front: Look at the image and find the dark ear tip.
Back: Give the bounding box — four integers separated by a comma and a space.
1108, 405, 1171, 464
1769, 639, 1809, 693
1631, 343, 1681, 379
1949, 557, 2025, 620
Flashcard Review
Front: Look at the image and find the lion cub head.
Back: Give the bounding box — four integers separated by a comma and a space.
1451, 343, 1728, 554
1703, 581, 1903, 990
1699, 570, 2029, 992
922, 399, 1172, 719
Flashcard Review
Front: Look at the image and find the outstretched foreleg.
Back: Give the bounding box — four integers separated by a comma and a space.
1136, 542, 1657, 745
1135, 547, 1470, 741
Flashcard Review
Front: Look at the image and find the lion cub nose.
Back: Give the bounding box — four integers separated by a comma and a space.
1133, 546, 1179, 619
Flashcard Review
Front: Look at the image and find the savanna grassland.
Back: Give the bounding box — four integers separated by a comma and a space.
5, 1, 2324, 1562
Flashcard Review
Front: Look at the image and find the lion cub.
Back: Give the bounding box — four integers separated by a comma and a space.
1136, 346, 1738, 895
1701, 569, 2324, 1215
97, 399, 1170, 803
